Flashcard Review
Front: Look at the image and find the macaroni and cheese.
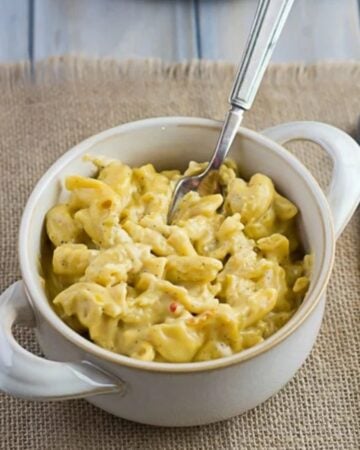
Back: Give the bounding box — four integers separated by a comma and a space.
43, 156, 311, 363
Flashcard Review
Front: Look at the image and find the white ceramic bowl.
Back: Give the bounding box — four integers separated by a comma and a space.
1, 118, 359, 426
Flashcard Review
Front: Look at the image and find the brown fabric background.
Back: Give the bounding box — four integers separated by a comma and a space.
0, 57, 359, 450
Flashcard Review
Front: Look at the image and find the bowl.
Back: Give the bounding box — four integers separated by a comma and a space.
0, 117, 359, 426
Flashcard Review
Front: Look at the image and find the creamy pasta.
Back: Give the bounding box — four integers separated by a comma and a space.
43, 156, 311, 363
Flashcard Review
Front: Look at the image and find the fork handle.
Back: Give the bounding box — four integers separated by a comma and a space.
230, 0, 294, 110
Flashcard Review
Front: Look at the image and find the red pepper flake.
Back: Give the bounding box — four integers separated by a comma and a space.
169, 302, 178, 313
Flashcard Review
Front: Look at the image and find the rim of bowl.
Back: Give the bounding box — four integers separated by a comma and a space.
19, 116, 335, 373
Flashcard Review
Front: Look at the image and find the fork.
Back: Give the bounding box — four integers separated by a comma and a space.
167, 0, 295, 223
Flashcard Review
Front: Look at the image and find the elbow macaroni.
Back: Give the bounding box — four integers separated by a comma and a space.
43, 156, 311, 363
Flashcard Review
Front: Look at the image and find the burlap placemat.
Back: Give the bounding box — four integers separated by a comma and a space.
0, 57, 359, 450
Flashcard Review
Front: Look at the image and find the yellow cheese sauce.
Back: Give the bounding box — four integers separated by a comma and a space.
42, 156, 311, 363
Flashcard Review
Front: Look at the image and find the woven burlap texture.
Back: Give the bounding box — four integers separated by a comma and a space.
0, 57, 359, 450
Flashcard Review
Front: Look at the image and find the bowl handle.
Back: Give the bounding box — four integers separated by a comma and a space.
0, 281, 125, 400
261, 121, 360, 238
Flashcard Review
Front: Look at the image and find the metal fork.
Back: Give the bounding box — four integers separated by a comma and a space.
167, 0, 295, 223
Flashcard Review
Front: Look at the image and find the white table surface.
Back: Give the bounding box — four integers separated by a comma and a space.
1, 0, 360, 63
